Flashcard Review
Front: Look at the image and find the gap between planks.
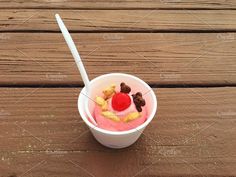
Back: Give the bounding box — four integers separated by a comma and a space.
2, 30, 236, 33
2, 7, 236, 10
0, 84, 236, 88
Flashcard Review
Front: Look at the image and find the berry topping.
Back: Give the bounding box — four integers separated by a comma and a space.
112, 92, 131, 111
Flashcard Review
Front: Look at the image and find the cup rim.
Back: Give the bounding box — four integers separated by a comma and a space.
78, 73, 157, 135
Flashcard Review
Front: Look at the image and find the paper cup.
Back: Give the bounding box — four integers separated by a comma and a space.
78, 73, 157, 148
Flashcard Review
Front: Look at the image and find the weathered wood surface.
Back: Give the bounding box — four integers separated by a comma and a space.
0, 1, 235, 176
0, 87, 235, 177
0, 33, 235, 86
1, 10, 236, 32
0, 0, 236, 9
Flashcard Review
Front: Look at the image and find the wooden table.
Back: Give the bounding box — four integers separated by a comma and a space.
0, 1, 236, 177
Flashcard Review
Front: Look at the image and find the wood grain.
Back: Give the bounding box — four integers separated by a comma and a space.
0, 87, 235, 176
0, 2, 235, 177
1, 10, 236, 32
0, 0, 236, 9
0, 33, 235, 86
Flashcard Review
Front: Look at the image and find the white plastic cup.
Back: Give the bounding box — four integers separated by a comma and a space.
78, 73, 157, 148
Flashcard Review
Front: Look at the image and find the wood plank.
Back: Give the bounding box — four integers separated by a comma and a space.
0, 87, 235, 176
1, 10, 236, 32
0, 0, 236, 9
0, 33, 235, 86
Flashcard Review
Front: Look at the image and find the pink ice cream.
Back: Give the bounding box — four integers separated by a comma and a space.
94, 94, 147, 131
93, 82, 147, 131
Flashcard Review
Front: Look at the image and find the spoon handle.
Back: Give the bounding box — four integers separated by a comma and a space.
55, 14, 90, 93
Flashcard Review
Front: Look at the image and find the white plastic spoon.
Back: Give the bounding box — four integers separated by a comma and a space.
55, 14, 97, 126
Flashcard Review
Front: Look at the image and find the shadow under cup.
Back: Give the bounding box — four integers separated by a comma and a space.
78, 73, 157, 148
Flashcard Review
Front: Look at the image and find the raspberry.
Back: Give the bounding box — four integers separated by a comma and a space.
111, 92, 131, 111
